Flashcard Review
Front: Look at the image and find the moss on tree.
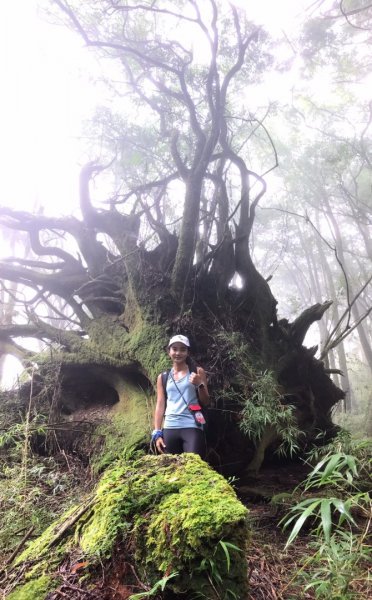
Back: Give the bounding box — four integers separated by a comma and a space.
6, 454, 248, 599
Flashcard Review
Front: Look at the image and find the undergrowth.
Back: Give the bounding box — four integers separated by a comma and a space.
0, 395, 93, 567
0, 452, 90, 560
281, 432, 371, 599
215, 332, 304, 458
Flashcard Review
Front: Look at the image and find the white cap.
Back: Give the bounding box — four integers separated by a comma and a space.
168, 334, 190, 348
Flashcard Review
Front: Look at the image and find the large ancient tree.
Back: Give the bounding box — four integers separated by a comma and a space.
0, 0, 344, 473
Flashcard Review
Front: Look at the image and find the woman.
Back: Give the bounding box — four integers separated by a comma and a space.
152, 334, 210, 458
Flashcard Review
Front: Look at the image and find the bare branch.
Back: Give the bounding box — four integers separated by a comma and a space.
322, 305, 372, 355
339, 0, 372, 31
106, 1, 199, 26
1, 257, 67, 270
320, 274, 372, 357
170, 131, 189, 180
0, 338, 36, 364
28, 229, 80, 267
118, 172, 179, 205
54, 0, 182, 74
265, 206, 354, 327
0, 315, 85, 352
220, 14, 260, 106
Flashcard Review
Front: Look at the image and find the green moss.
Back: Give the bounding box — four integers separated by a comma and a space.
84, 316, 130, 359
143, 456, 248, 567
32, 315, 133, 370
35, 319, 169, 380
16, 502, 81, 565
77, 454, 249, 596
126, 322, 169, 381
11, 454, 249, 598
111, 382, 151, 442
22, 315, 170, 385
92, 380, 151, 471
6, 575, 52, 600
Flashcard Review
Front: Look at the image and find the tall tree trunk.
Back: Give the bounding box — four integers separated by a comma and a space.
323, 195, 372, 379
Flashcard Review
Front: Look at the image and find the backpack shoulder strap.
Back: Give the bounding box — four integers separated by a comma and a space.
161, 369, 171, 400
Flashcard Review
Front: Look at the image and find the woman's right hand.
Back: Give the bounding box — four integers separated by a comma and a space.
156, 436, 166, 453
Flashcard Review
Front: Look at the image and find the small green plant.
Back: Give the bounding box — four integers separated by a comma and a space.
281, 446, 371, 545
306, 429, 355, 461
302, 531, 371, 599
282, 495, 358, 546
303, 451, 358, 489
191, 540, 243, 600
0, 456, 84, 559
306, 431, 371, 487
240, 370, 303, 457
129, 572, 179, 599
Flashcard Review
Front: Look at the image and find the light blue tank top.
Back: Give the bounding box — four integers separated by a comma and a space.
163, 368, 199, 429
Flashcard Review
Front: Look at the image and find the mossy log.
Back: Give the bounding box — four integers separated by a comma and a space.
4, 454, 249, 600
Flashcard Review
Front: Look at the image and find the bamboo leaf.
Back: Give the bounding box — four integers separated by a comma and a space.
219, 540, 231, 573
320, 499, 332, 542
281, 498, 321, 529
222, 541, 242, 553
322, 453, 344, 478
332, 498, 356, 527
308, 455, 330, 476
285, 500, 320, 547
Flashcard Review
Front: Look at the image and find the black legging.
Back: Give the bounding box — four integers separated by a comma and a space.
163, 427, 206, 459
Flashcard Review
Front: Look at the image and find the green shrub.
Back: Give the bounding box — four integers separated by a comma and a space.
281, 436, 371, 599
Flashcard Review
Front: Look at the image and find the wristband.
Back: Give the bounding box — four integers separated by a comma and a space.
151, 430, 163, 442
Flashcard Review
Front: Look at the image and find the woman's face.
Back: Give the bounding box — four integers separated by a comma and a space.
168, 343, 189, 364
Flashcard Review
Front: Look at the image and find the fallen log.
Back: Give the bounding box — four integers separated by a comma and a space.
4, 453, 249, 600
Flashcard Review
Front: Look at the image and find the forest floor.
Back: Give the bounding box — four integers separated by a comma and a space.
244, 509, 312, 600
1, 457, 369, 600
236, 462, 316, 600
236, 461, 370, 600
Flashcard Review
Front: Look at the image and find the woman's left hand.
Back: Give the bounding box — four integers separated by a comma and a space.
190, 367, 209, 404
189, 372, 202, 386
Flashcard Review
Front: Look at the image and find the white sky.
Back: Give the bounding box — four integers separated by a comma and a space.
237, 0, 309, 28
0, 0, 104, 217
